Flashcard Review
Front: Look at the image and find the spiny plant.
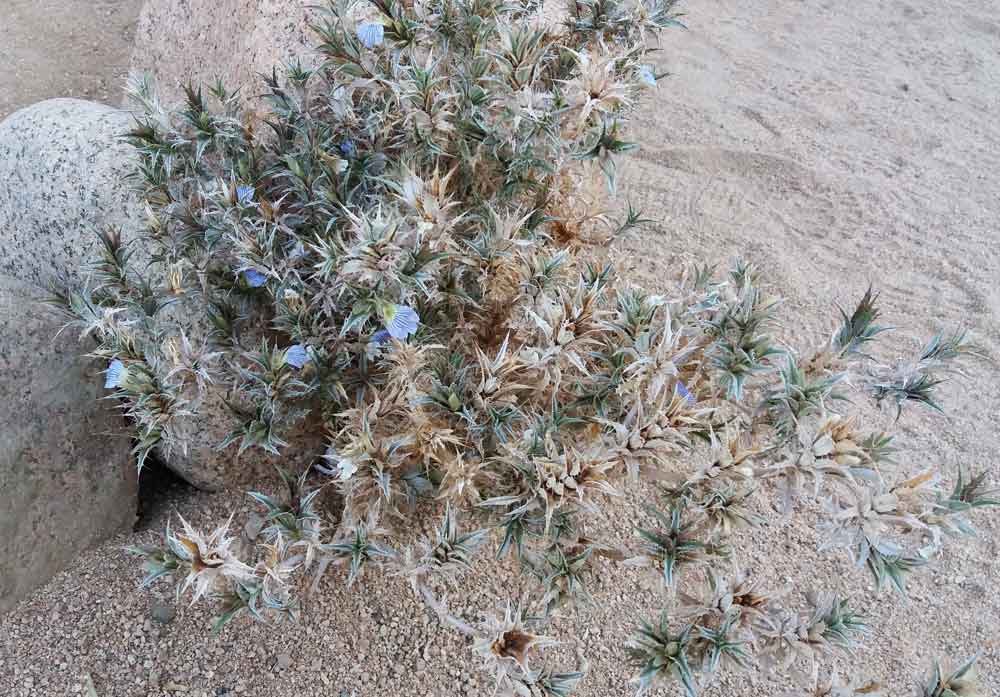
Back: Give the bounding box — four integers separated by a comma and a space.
916, 654, 984, 697
49, 0, 998, 694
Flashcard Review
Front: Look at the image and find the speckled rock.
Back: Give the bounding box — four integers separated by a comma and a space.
0, 99, 141, 286
158, 377, 323, 492
0, 99, 322, 493
130, 280, 322, 491
126, 0, 318, 107
0, 278, 136, 616
0, 99, 138, 615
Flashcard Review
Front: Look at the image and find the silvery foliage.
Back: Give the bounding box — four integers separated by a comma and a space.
48, 0, 996, 693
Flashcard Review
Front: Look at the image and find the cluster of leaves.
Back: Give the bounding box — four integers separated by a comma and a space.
51, 0, 998, 694
916, 655, 984, 697
620, 280, 996, 693
628, 574, 869, 695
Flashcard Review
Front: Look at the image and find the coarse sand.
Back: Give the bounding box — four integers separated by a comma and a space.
2, 1, 999, 696
0, 0, 143, 120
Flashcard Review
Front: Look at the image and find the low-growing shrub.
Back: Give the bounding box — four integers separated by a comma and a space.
51, 0, 995, 694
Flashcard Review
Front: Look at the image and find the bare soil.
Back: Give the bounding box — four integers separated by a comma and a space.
2, 1, 999, 696
0, 0, 143, 119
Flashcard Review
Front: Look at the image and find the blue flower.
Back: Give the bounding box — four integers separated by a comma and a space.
104, 359, 127, 389
339, 140, 357, 157
366, 329, 392, 359
385, 304, 419, 340
243, 268, 268, 288
356, 22, 385, 49
675, 380, 696, 404
637, 65, 657, 87
236, 185, 255, 206
284, 344, 309, 369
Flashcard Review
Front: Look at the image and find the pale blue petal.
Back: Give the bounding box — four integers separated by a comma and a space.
340, 140, 357, 157
284, 344, 309, 369
243, 268, 268, 287
366, 329, 392, 359
675, 381, 695, 404
105, 359, 126, 389
638, 65, 657, 87
385, 304, 419, 340
357, 22, 384, 49
236, 185, 255, 206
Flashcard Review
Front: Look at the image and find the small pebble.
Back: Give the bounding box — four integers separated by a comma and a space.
150, 601, 176, 625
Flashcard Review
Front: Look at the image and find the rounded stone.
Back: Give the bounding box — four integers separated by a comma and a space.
0, 98, 141, 287
0, 99, 146, 612
149, 600, 177, 625
0, 276, 136, 615
0, 99, 138, 615
159, 384, 322, 491
0, 99, 323, 492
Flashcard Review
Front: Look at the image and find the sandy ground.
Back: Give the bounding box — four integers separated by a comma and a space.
2, 1, 1000, 696
0, 0, 143, 120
